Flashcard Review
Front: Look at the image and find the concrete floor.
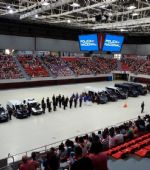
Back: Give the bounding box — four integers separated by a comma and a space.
0, 81, 149, 161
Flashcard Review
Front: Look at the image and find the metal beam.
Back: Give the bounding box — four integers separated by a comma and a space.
93, 17, 150, 29
38, 0, 117, 19
20, 0, 74, 19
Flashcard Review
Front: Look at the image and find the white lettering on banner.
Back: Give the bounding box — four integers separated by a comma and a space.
104, 40, 121, 47
80, 40, 97, 47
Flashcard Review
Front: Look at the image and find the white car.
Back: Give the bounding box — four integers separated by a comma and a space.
23, 98, 43, 115
7, 100, 29, 119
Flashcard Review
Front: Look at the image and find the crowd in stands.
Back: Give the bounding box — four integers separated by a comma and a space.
94, 57, 118, 74
63, 57, 117, 76
0, 55, 23, 79
0, 54, 149, 80
41, 56, 74, 77
138, 60, 150, 75
63, 57, 94, 75
18, 55, 49, 78
19, 114, 150, 170
121, 56, 149, 74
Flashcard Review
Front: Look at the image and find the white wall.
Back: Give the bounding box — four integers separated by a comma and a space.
0, 34, 150, 55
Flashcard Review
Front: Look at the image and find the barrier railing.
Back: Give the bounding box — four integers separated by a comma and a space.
0, 114, 147, 170
7, 117, 138, 162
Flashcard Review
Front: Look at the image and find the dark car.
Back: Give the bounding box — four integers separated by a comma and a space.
115, 83, 139, 97
7, 100, 29, 119
123, 83, 147, 96
14, 105, 29, 119
106, 87, 128, 99
0, 107, 9, 122
103, 90, 118, 102
97, 91, 108, 104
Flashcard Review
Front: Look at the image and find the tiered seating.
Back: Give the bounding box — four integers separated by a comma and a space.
138, 60, 150, 75
63, 57, 95, 75
18, 55, 49, 78
94, 57, 117, 74
121, 55, 147, 73
107, 133, 150, 159
41, 56, 74, 77
0, 55, 23, 79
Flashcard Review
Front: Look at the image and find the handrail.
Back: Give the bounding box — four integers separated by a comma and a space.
8, 117, 139, 162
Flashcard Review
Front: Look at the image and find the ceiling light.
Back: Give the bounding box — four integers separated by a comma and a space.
42, 1, 50, 6
8, 9, 14, 14
70, 3, 80, 7
7, 6, 11, 9
35, 14, 38, 18
127, 5, 136, 10
67, 19, 71, 23
132, 12, 139, 16
120, 28, 128, 32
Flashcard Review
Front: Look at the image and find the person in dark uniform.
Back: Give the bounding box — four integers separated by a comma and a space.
61, 95, 65, 105
52, 95, 56, 104
7, 105, 12, 120
141, 101, 145, 113
53, 101, 56, 111
42, 102, 46, 113
41, 98, 45, 105
65, 97, 69, 107
63, 97, 66, 110
56, 96, 59, 106
47, 101, 52, 113
46, 97, 50, 106
79, 96, 83, 107
27, 103, 31, 116
69, 97, 73, 109
58, 94, 62, 108
74, 97, 77, 108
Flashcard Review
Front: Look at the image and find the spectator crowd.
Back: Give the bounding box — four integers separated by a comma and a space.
19, 114, 150, 170
0, 55, 23, 79
18, 55, 49, 78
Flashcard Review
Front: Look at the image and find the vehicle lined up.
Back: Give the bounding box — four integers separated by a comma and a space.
0, 82, 148, 123
85, 82, 148, 105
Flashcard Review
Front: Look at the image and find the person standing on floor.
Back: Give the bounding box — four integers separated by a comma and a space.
47, 100, 52, 113
46, 97, 50, 106
69, 97, 73, 109
141, 101, 145, 113
79, 95, 83, 107
58, 94, 62, 108
74, 97, 77, 108
42, 101, 46, 114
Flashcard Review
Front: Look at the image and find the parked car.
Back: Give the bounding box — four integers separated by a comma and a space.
123, 83, 147, 95
24, 98, 43, 115
115, 83, 139, 97
106, 86, 128, 99
85, 86, 108, 104
0, 106, 9, 122
104, 89, 118, 102
7, 100, 29, 119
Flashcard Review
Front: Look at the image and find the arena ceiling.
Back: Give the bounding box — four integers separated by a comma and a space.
0, 0, 150, 34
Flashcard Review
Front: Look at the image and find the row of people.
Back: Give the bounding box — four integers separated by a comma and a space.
0, 55, 23, 79
19, 114, 150, 170
41, 56, 74, 77
18, 55, 49, 77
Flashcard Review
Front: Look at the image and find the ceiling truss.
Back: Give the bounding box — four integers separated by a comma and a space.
0, 0, 150, 34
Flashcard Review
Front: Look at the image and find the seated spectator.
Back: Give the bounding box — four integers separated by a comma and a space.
0, 55, 23, 79
70, 146, 93, 170
88, 142, 108, 170
43, 150, 60, 170
114, 127, 124, 145
18, 55, 49, 78
19, 155, 39, 170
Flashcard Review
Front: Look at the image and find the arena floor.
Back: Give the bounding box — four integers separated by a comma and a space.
0, 81, 149, 160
